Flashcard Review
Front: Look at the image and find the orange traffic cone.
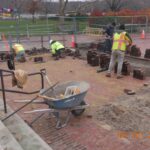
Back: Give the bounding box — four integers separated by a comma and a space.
141, 30, 145, 39
1, 33, 10, 51
71, 34, 75, 48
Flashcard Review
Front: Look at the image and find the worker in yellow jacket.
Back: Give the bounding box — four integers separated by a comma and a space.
49, 40, 65, 60
106, 24, 132, 79
12, 43, 26, 62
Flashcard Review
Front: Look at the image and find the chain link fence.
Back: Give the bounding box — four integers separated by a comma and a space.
0, 15, 149, 51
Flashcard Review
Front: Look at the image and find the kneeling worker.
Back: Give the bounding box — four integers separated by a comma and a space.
49, 40, 65, 60
12, 43, 26, 62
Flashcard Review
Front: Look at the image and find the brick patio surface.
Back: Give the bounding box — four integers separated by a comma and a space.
0, 56, 150, 150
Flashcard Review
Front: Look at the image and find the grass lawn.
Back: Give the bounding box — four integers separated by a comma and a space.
0, 18, 88, 36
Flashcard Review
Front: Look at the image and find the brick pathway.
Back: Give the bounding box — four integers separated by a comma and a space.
0, 58, 150, 150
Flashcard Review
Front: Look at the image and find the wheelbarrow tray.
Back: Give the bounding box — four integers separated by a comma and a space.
41, 81, 90, 109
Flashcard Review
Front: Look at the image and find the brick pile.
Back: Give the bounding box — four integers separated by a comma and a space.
64, 48, 81, 58
122, 61, 131, 75
25, 47, 50, 55
0, 53, 7, 61
130, 45, 141, 57
88, 41, 105, 52
34, 57, 44, 63
87, 50, 132, 76
115, 61, 131, 75
144, 49, 150, 59
89, 42, 98, 49
97, 41, 105, 52
87, 50, 99, 66
133, 68, 145, 80
99, 53, 110, 69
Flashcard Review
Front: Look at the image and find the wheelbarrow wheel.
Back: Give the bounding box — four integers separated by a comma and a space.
71, 101, 85, 116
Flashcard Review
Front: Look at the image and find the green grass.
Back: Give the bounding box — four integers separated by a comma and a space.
0, 18, 88, 36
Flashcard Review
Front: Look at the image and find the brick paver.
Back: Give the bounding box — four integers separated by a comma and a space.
0, 57, 150, 150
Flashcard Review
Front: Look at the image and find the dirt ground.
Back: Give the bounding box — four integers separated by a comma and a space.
0, 54, 150, 150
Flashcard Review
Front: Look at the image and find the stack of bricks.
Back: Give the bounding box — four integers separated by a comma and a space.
97, 41, 105, 52
25, 47, 50, 56
122, 61, 131, 75
73, 49, 81, 58
0, 53, 6, 61
34, 57, 44, 63
133, 68, 145, 80
130, 45, 141, 57
25, 50, 30, 55
87, 50, 99, 66
99, 53, 110, 69
144, 49, 150, 59
64, 48, 81, 58
114, 61, 131, 75
64, 48, 74, 56
89, 42, 98, 49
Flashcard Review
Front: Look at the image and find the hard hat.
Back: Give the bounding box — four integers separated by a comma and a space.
49, 40, 53, 44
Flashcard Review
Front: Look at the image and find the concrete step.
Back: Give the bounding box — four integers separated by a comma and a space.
2, 107, 53, 150
0, 99, 53, 150
0, 120, 23, 150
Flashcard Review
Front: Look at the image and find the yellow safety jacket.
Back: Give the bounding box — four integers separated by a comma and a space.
50, 41, 64, 54
112, 32, 129, 51
13, 44, 25, 54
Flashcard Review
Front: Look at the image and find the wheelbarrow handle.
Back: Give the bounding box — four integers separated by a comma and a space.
40, 68, 46, 75
14, 99, 45, 104
38, 94, 57, 100
2, 82, 59, 122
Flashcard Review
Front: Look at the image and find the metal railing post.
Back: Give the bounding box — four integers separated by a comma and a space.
0, 70, 7, 113
41, 35, 44, 48
73, 17, 77, 44
27, 24, 30, 39
146, 15, 149, 33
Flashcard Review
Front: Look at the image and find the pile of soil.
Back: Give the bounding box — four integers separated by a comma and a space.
96, 89, 150, 132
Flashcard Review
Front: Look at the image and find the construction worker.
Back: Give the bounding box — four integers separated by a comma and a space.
49, 40, 65, 60
12, 43, 26, 62
106, 24, 132, 79
103, 22, 116, 53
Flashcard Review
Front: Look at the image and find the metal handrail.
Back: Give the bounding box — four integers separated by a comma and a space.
0, 69, 45, 113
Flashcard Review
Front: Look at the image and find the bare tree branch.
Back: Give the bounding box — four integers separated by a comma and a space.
59, 0, 69, 16
75, 0, 98, 15
27, 0, 41, 23
105, 0, 124, 12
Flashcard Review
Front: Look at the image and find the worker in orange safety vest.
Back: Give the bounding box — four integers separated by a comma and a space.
106, 24, 132, 79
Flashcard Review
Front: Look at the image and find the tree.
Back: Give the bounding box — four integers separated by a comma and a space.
28, 0, 41, 23
41, 0, 52, 17
59, 0, 68, 16
11, 0, 26, 18
75, 0, 98, 15
105, 0, 125, 12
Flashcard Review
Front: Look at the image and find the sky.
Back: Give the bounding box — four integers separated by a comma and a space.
44, 0, 91, 1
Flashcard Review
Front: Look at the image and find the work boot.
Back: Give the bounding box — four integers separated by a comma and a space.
117, 75, 123, 79
106, 73, 111, 77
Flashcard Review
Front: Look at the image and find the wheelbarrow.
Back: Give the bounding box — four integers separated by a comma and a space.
24, 81, 90, 129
